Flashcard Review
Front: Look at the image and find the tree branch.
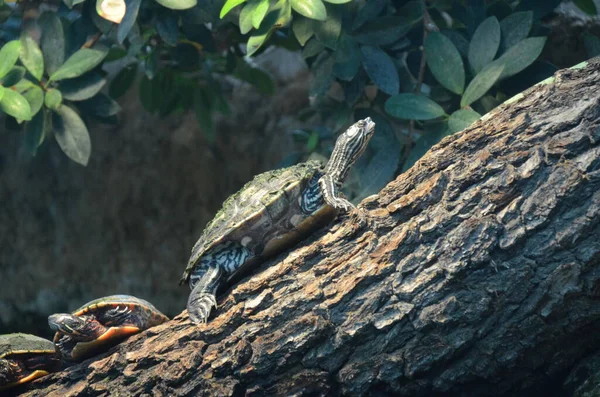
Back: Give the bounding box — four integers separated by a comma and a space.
12, 59, 600, 397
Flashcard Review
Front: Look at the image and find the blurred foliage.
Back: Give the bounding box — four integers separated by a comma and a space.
0, 0, 598, 197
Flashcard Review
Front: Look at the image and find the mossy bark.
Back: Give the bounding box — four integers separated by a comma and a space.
13, 59, 600, 397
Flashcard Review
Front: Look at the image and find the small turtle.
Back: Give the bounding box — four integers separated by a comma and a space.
181, 117, 376, 324
48, 295, 169, 361
0, 333, 61, 391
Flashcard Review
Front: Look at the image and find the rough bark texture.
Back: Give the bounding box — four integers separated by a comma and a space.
10, 60, 600, 397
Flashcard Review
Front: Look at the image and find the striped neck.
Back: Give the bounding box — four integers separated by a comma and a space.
324, 139, 357, 187
324, 117, 375, 186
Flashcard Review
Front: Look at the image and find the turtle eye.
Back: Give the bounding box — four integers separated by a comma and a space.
346, 125, 359, 137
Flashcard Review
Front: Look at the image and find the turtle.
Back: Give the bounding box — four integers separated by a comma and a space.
48, 294, 169, 361
0, 333, 61, 391
181, 117, 376, 324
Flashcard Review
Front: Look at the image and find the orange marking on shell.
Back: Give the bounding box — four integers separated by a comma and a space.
97, 326, 141, 341
70, 326, 140, 361
0, 370, 49, 391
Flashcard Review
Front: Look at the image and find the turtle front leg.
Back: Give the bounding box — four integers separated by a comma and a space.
319, 174, 370, 226
318, 175, 355, 212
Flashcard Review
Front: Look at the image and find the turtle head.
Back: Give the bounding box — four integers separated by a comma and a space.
324, 117, 376, 185
48, 313, 106, 342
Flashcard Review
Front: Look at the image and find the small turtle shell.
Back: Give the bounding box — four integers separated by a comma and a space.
182, 160, 335, 282
0, 333, 59, 390
0, 333, 56, 359
70, 295, 169, 327
52, 295, 169, 361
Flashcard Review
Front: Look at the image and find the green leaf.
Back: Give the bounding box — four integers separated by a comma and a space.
246, 10, 279, 56
0, 88, 32, 121
290, 0, 327, 21
574, 0, 597, 15
441, 29, 469, 56
468, 16, 500, 73
19, 34, 44, 81
323, 0, 351, 3
399, 1, 425, 23
0, 66, 25, 87
448, 109, 481, 133
239, 4, 255, 34
220, 0, 246, 18
495, 37, 546, 78
118, 0, 142, 44
500, 11, 532, 51
45, 88, 63, 110
385, 93, 445, 120
14, 79, 35, 93
53, 105, 91, 166
302, 37, 326, 59
39, 11, 65, 77
22, 85, 44, 116
104, 47, 128, 63
352, 0, 387, 30
91, 1, 115, 33
60, 73, 106, 101
333, 35, 361, 81
460, 62, 504, 107
24, 110, 47, 155
0, 40, 21, 80
252, 0, 270, 29
354, 16, 412, 46
292, 15, 314, 45
360, 45, 399, 96
63, 0, 87, 8
312, 4, 342, 49
156, 13, 179, 46
424, 31, 465, 94
154, 0, 197, 10
309, 52, 335, 97
79, 92, 121, 117
0, 86, 4, 103
584, 33, 600, 57
109, 64, 137, 99
49, 45, 109, 82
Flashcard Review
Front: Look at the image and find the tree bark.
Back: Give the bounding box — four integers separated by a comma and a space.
12, 59, 600, 397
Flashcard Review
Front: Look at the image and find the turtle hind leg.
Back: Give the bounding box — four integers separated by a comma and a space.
187, 242, 252, 324
187, 266, 222, 324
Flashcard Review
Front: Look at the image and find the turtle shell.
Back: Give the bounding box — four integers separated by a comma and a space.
70, 295, 168, 325
0, 333, 56, 360
52, 295, 169, 361
182, 160, 337, 282
0, 333, 60, 390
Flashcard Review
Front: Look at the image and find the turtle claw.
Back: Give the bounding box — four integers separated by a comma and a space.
348, 207, 370, 227
188, 293, 218, 324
